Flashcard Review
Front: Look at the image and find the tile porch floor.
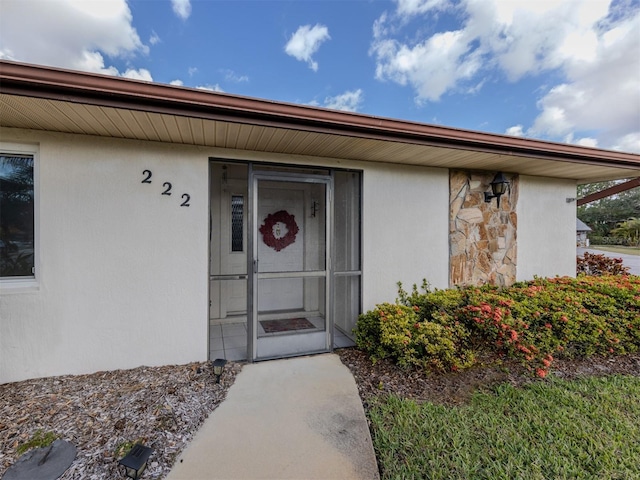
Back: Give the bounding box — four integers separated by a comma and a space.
209, 322, 356, 361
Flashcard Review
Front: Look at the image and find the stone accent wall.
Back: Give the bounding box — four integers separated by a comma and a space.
449, 171, 519, 287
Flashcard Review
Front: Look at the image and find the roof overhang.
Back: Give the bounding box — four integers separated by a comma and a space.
1, 60, 639, 183
577, 177, 640, 206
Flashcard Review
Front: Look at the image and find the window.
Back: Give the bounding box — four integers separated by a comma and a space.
1, 152, 35, 278
231, 195, 244, 252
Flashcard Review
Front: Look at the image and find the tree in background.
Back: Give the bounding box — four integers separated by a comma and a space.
611, 218, 640, 247
577, 180, 640, 241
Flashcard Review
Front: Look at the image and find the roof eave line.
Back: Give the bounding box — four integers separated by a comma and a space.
1, 60, 639, 171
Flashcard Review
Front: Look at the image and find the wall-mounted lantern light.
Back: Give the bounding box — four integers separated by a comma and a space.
212, 358, 227, 383
118, 444, 152, 479
484, 172, 509, 207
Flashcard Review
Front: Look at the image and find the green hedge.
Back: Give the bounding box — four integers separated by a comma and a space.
588, 235, 630, 246
354, 275, 640, 377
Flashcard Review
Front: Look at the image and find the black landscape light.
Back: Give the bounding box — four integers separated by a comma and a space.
118, 444, 152, 479
484, 172, 509, 207
212, 358, 227, 383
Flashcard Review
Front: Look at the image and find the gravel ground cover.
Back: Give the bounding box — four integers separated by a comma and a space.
0, 361, 242, 479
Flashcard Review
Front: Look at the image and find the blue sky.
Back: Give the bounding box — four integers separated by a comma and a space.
1, 0, 639, 152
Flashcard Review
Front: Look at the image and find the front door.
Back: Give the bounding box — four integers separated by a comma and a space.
250, 173, 332, 360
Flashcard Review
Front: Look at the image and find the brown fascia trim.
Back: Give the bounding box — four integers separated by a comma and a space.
1, 60, 640, 170
577, 177, 640, 206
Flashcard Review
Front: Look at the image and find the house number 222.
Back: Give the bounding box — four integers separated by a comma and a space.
141, 169, 191, 207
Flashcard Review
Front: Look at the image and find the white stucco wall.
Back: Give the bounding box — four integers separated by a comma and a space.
361, 164, 450, 310
2, 125, 576, 383
1, 129, 210, 383
517, 175, 577, 280
1, 128, 449, 383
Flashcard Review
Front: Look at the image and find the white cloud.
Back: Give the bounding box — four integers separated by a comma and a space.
530, 94, 573, 137
188, 67, 198, 76
122, 68, 152, 81
610, 133, 640, 153
0, 0, 150, 79
505, 125, 524, 137
170, 79, 184, 86
562, 132, 599, 148
371, 0, 640, 151
323, 89, 364, 112
528, 9, 640, 152
481, 0, 611, 81
373, 29, 480, 102
575, 137, 598, 148
171, 0, 191, 20
372, 12, 389, 40
222, 69, 249, 83
197, 84, 224, 93
149, 31, 161, 45
74, 51, 119, 76
285, 24, 330, 71
395, 0, 449, 17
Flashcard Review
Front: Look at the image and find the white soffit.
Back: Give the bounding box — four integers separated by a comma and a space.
1, 91, 638, 183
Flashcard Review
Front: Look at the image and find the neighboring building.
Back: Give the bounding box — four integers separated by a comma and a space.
1, 61, 639, 383
577, 218, 592, 247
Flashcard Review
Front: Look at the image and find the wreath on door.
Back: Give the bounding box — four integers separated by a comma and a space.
259, 210, 299, 252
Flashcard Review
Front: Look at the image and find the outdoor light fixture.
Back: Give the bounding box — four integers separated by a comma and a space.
212, 358, 227, 383
484, 172, 509, 207
118, 444, 152, 479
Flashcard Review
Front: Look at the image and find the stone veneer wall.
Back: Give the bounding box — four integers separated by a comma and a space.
449, 171, 519, 287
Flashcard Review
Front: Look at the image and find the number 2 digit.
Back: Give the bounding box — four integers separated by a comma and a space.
162, 182, 172, 195
181, 194, 191, 207
142, 169, 152, 183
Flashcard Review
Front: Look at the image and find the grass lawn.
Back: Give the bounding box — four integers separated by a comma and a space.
368, 375, 640, 480
589, 245, 640, 256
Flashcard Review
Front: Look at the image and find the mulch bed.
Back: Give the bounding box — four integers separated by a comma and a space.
336, 348, 640, 407
0, 361, 242, 479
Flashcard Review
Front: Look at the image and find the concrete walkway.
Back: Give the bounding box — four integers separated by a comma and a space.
577, 247, 640, 275
166, 354, 380, 480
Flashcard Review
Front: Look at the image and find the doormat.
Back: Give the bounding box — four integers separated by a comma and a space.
260, 318, 315, 333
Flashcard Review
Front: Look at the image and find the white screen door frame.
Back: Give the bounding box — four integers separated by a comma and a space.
248, 170, 332, 360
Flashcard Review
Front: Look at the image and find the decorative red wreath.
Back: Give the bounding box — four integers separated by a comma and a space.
259, 210, 299, 252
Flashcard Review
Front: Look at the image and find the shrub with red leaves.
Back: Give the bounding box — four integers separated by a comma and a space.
576, 252, 630, 276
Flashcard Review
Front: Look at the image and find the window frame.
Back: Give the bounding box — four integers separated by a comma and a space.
0, 142, 39, 290
230, 194, 245, 253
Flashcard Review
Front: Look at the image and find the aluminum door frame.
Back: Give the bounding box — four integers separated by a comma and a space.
247, 169, 333, 361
